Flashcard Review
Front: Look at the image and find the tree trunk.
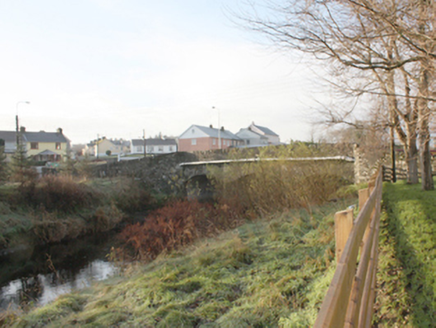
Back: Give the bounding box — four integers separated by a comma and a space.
406, 137, 419, 184
417, 60, 434, 190
419, 125, 434, 190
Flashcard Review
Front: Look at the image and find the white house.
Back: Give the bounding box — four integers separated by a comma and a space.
131, 138, 177, 155
248, 122, 280, 145
84, 137, 130, 157
236, 128, 269, 147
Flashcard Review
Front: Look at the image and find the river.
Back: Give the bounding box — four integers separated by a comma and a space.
0, 232, 120, 312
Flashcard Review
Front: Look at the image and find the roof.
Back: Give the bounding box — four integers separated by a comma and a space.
132, 138, 177, 146
0, 131, 18, 143
111, 139, 130, 147
250, 124, 279, 136
236, 128, 268, 139
191, 125, 241, 140
36, 149, 59, 155
0, 130, 69, 143
23, 131, 69, 143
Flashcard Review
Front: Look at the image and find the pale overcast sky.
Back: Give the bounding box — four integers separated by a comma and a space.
0, 0, 321, 145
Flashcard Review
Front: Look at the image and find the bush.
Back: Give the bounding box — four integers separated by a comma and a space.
110, 179, 154, 214
22, 175, 97, 213
209, 156, 350, 215
119, 200, 242, 260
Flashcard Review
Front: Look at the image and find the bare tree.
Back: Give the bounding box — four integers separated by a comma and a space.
239, 0, 435, 189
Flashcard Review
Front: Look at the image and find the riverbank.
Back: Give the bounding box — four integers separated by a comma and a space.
3, 198, 356, 327
0, 176, 163, 252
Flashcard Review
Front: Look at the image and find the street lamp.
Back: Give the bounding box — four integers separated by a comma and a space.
212, 106, 221, 149
15, 101, 30, 147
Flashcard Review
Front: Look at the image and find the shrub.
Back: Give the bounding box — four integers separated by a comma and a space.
110, 179, 154, 214
209, 158, 350, 215
18, 175, 97, 213
119, 200, 242, 260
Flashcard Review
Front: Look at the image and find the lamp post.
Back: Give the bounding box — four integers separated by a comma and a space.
15, 101, 30, 147
212, 106, 221, 149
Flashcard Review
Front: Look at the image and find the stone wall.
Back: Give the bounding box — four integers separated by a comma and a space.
90, 152, 198, 194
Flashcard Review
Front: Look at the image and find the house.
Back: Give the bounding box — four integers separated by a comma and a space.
84, 137, 130, 157
178, 124, 243, 152
0, 127, 70, 162
131, 138, 177, 155
0, 131, 20, 161
236, 128, 269, 147
248, 122, 280, 144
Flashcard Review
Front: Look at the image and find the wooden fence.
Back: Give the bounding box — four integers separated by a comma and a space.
314, 168, 383, 328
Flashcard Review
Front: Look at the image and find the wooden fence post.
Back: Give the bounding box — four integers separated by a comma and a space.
359, 188, 370, 210
335, 208, 354, 263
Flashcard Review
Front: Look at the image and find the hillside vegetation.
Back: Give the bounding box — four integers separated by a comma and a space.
0, 175, 158, 250
3, 199, 357, 327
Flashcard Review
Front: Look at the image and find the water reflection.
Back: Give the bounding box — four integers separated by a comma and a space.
0, 233, 119, 311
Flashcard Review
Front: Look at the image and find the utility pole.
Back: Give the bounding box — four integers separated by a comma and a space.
213, 106, 221, 149
15, 115, 19, 147
96, 134, 99, 160
143, 129, 146, 158
15, 101, 30, 148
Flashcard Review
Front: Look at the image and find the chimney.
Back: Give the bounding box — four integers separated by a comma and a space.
57, 128, 63, 134
209, 124, 213, 128
20, 126, 26, 133
220, 126, 224, 131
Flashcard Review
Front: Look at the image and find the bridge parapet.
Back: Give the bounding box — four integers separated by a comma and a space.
179, 155, 355, 179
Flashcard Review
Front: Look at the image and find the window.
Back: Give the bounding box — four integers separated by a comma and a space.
31, 142, 38, 149
148, 146, 154, 152
191, 129, 195, 134
191, 139, 197, 145
158, 146, 163, 152
136, 146, 142, 152
169, 146, 173, 151
213, 138, 216, 145
55, 142, 61, 150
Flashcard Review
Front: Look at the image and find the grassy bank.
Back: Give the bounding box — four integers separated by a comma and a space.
3, 198, 356, 327
374, 178, 436, 327
0, 175, 159, 250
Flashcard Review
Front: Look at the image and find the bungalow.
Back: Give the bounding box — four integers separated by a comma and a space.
248, 122, 280, 144
178, 124, 243, 152
131, 138, 177, 155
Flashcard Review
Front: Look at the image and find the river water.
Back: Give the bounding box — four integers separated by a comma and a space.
0, 232, 120, 312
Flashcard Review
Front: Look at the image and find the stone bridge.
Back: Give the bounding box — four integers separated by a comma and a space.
179, 156, 356, 200
89, 150, 364, 200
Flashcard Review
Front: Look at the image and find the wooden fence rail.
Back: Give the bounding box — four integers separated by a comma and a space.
314, 168, 383, 328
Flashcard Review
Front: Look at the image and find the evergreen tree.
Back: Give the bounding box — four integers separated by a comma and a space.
0, 139, 7, 183
10, 142, 36, 185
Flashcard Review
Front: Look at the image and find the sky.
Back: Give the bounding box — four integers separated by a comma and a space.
0, 0, 323, 145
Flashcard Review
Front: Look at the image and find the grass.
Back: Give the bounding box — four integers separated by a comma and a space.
5, 198, 356, 327
374, 178, 436, 327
